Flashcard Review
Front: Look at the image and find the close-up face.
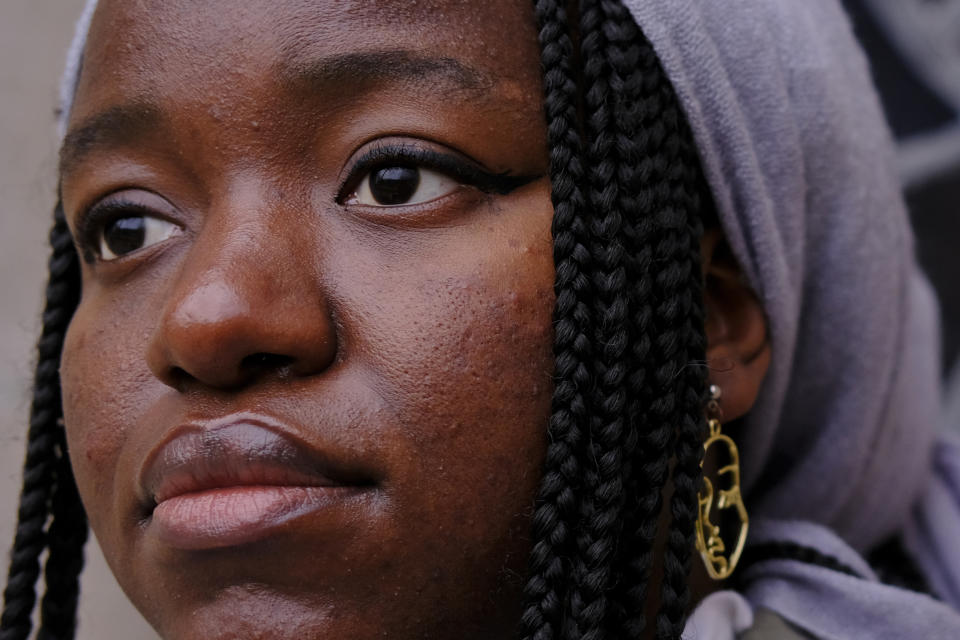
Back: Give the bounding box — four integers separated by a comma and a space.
14, 0, 959, 638
58, 1, 555, 638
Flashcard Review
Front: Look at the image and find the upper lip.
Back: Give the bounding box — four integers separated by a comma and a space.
138, 414, 372, 513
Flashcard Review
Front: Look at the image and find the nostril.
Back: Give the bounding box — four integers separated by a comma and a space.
241, 353, 295, 374
162, 355, 295, 392
168, 366, 194, 390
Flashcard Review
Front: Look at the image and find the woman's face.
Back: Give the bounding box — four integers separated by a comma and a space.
58, 1, 554, 638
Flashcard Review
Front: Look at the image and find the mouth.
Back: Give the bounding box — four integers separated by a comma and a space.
139, 416, 375, 551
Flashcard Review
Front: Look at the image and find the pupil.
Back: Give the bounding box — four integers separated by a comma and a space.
369, 165, 420, 205
104, 217, 146, 256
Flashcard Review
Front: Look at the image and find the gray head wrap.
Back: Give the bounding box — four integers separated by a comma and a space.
60, 0, 960, 637
624, 0, 939, 548
58, 0, 98, 140
621, 0, 960, 637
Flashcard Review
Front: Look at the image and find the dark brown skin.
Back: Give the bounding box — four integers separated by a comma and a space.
57, 1, 769, 638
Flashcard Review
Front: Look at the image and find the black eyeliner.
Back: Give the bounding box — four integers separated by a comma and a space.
342, 143, 537, 200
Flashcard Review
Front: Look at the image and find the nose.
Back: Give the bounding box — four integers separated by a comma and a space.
146, 202, 336, 391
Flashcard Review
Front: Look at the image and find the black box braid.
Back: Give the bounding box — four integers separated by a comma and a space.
520, 0, 708, 639
520, 0, 593, 637
572, 0, 634, 636
1, 204, 86, 640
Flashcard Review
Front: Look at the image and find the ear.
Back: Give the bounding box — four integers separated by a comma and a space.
700, 229, 771, 421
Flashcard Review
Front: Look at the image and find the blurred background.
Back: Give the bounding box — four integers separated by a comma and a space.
0, 1, 957, 639
839, 0, 960, 425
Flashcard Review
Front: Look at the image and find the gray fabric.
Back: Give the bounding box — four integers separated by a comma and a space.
58, 0, 97, 139
858, 0, 960, 188
738, 609, 815, 640
621, 0, 960, 638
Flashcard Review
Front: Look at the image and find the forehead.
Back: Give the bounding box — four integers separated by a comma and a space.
74, 0, 540, 112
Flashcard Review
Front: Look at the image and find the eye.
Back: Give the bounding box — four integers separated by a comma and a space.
338, 141, 539, 211
347, 165, 459, 207
98, 215, 179, 260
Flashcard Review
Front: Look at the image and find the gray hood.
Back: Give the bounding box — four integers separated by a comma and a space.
622, 1, 960, 637
623, 0, 940, 551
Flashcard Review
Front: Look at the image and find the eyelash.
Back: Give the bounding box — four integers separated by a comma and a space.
338, 143, 533, 203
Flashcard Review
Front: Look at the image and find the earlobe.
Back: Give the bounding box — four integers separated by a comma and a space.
700, 229, 771, 420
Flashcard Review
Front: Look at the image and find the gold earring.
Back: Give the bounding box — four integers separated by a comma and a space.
694, 384, 749, 580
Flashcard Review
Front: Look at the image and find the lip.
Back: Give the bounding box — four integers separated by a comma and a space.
139, 415, 373, 550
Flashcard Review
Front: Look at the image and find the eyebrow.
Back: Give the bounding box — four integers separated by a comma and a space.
59, 102, 164, 180
59, 51, 494, 180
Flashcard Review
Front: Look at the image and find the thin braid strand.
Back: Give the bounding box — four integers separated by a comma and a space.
652, 68, 708, 640
1, 205, 82, 640
569, 0, 631, 637
596, 1, 676, 635
521, 1, 595, 638
38, 426, 88, 640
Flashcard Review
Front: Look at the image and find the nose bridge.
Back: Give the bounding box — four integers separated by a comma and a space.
187, 196, 301, 310
147, 182, 335, 389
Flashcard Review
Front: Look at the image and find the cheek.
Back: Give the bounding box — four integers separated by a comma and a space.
402, 275, 555, 543
357, 264, 555, 628
401, 278, 555, 451
346, 197, 558, 593
362, 215, 556, 476
60, 293, 160, 535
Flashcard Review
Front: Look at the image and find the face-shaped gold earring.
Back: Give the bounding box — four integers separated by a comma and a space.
695, 384, 749, 580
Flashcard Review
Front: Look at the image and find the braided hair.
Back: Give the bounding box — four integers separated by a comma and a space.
1, 204, 86, 640
521, 1, 707, 638
2, 1, 924, 639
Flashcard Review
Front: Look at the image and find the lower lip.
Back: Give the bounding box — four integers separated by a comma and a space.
150, 486, 357, 550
